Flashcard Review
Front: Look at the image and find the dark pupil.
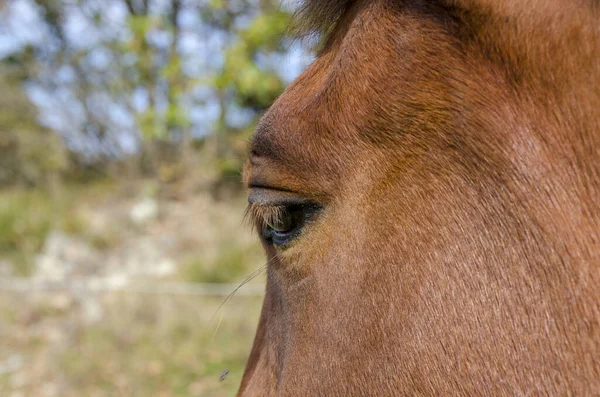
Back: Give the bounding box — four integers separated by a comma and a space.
268, 209, 300, 233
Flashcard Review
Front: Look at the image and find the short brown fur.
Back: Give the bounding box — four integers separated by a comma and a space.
240, 0, 600, 395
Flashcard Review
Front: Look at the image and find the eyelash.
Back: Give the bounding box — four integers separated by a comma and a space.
245, 202, 321, 246
245, 203, 286, 231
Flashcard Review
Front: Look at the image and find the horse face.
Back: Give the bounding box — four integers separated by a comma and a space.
240, 1, 599, 395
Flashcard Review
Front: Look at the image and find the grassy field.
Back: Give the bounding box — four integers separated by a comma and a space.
0, 179, 267, 396
0, 181, 117, 276
0, 292, 263, 396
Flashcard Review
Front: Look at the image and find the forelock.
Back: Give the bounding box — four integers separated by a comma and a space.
292, 0, 355, 37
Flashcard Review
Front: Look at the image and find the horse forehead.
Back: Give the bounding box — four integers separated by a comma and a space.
249, 7, 400, 172
248, 100, 351, 193
249, 60, 361, 179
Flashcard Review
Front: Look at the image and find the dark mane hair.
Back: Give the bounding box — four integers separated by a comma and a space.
293, 0, 353, 36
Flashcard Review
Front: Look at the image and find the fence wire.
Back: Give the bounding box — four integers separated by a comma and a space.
0, 277, 265, 297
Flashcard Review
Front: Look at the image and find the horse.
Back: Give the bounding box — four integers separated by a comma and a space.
239, 0, 600, 395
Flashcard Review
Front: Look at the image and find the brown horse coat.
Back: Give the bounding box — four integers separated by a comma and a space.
240, 0, 600, 395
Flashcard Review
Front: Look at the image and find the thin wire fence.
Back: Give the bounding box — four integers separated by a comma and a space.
0, 276, 265, 296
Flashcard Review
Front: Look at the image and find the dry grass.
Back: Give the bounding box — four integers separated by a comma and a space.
0, 291, 263, 397
0, 178, 267, 396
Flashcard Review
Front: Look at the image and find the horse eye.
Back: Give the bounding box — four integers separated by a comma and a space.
263, 207, 305, 246
266, 209, 298, 232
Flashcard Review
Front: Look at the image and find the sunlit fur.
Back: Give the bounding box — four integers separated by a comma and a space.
239, 0, 600, 395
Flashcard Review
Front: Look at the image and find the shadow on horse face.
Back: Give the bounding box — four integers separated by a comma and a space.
240, 0, 600, 395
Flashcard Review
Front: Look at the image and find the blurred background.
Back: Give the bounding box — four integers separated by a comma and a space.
0, 0, 311, 395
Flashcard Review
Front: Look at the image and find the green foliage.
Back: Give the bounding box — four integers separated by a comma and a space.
245, 12, 291, 50
0, 181, 116, 275
0, 65, 67, 187
0, 190, 52, 251
0, 189, 55, 275
217, 9, 290, 111
1, 0, 297, 188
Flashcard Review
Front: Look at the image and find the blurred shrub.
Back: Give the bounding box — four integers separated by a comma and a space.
0, 181, 115, 275
0, 189, 55, 274
0, 65, 67, 189
0, 0, 295, 189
